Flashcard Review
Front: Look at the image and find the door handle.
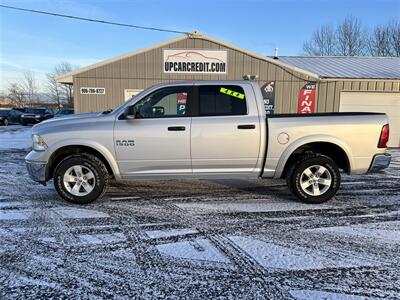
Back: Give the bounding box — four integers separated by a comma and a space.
168, 126, 186, 131
237, 124, 256, 129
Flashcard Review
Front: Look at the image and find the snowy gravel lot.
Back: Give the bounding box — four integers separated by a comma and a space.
0, 125, 399, 299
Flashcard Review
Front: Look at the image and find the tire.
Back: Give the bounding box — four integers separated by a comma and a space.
53, 154, 109, 204
3, 118, 9, 126
286, 154, 341, 204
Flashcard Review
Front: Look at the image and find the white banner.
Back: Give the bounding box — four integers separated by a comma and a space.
163, 49, 227, 74
80, 87, 105, 95
124, 89, 143, 101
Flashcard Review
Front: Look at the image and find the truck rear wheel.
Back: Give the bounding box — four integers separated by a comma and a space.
53, 154, 108, 204
287, 154, 340, 204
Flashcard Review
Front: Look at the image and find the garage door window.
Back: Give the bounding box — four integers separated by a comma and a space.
199, 85, 247, 116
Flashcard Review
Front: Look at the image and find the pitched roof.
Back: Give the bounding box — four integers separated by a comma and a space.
56, 32, 319, 83
275, 56, 400, 80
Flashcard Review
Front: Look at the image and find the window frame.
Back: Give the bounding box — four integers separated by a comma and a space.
193, 85, 249, 117
120, 86, 195, 120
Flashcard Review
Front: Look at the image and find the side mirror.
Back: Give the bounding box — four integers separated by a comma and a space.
124, 106, 136, 120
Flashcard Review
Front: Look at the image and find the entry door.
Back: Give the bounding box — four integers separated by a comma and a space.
340, 91, 400, 147
191, 84, 261, 174
114, 86, 193, 176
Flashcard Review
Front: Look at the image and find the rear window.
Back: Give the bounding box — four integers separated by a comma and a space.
199, 85, 247, 116
0, 110, 11, 116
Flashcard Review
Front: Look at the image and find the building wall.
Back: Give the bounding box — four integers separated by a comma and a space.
317, 80, 400, 112
72, 37, 400, 113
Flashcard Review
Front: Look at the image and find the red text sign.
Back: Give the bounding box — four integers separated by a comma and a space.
298, 82, 317, 114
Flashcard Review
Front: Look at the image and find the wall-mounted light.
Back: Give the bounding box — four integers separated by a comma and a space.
243, 74, 259, 80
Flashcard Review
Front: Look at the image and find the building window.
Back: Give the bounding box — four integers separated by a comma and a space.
124, 89, 143, 101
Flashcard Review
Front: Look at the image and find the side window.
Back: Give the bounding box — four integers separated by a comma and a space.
133, 86, 189, 118
199, 85, 247, 116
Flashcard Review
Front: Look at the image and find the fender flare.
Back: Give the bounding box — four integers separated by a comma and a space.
48, 139, 121, 179
274, 134, 354, 178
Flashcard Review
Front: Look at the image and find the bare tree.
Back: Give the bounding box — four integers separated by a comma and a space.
46, 72, 63, 109
6, 83, 26, 107
336, 17, 366, 56
368, 25, 392, 56
55, 62, 75, 107
46, 62, 76, 108
21, 71, 39, 106
388, 20, 400, 56
0, 92, 7, 105
303, 17, 399, 57
303, 25, 337, 56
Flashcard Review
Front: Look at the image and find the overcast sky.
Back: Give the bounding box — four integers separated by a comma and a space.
1, 0, 399, 92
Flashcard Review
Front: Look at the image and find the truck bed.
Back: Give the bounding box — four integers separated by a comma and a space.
263, 112, 388, 178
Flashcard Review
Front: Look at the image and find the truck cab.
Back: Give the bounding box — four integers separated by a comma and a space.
114, 81, 265, 178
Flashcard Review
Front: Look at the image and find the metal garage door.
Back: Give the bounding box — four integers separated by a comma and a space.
340, 91, 400, 147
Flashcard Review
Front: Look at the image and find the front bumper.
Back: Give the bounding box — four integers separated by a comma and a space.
368, 154, 391, 173
26, 160, 47, 185
21, 117, 43, 124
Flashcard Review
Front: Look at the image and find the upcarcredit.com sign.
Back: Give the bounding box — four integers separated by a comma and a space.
163, 49, 227, 74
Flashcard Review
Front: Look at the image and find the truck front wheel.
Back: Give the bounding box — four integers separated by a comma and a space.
53, 154, 108, 204
287, 154, 341, 204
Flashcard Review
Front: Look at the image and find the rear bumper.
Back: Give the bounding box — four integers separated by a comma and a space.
26, 160, 47, 185
368, 154, 391, 173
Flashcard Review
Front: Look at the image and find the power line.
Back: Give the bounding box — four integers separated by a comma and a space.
0, 4, 191, 35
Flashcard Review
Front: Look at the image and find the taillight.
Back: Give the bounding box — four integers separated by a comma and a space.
378, 124, 389, 148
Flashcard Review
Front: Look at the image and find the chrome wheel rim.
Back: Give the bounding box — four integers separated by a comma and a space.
63, 165, 96, 196
4, 119, 9, 126
300, 165, 332, 196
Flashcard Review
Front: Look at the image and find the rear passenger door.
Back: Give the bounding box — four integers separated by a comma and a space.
191, 84, 261, 175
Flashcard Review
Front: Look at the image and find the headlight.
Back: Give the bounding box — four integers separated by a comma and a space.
35, 115, 41, 118
21, 114, 25, 117
32, 134, 48, 151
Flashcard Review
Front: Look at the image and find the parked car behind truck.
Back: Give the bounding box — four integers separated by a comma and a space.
0, 109, 12, 126
21, 108, 56, 125
0, 108, 26, 126
25, 81, 391, 204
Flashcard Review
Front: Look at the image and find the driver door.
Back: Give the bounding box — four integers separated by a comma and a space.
114, 85, 193, 177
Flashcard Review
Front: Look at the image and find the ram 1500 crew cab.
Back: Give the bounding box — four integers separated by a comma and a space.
25, 81, 391, 204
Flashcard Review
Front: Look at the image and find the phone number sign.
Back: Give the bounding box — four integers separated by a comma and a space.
80, 87, 105, 95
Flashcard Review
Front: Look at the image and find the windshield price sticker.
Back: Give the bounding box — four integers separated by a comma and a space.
220, 87, 245, 99
80, 87, 106, 95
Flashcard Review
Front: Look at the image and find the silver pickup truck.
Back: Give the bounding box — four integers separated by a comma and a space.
25, 81, 391, 204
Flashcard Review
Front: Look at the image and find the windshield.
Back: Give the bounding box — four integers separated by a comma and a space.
26, 109, 46, 114
0, 110, 11, 116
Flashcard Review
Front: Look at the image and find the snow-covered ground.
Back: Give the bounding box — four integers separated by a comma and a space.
0, 125, 31, 150
0, 126, 399, 299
